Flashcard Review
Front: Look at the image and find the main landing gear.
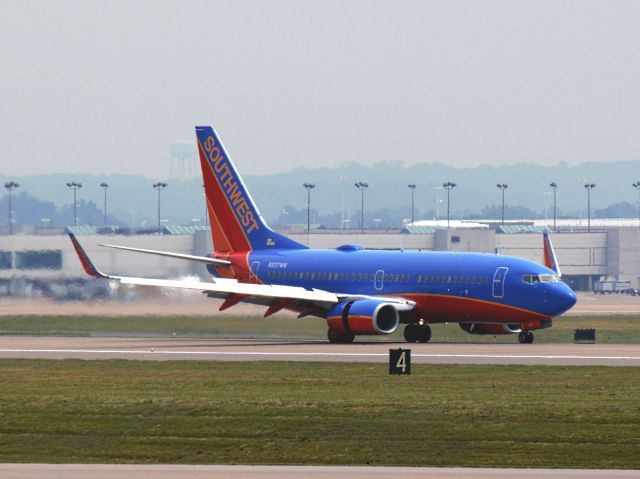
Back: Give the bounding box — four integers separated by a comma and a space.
518, 331, 534, 344
404, 323, 432, 343
327, 329, 355, 344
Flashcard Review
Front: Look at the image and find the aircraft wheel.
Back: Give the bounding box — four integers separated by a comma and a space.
404, 324, 420, 343
328, 329, 355, 344
418, 324, 432, 343
328, 329, 340, 343
342, 332, 355, 344
518, 331, 534, 344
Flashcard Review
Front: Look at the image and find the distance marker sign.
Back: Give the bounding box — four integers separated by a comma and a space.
389, 348, 411, 375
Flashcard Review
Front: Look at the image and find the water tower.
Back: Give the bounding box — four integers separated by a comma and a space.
170, 141, 197, 179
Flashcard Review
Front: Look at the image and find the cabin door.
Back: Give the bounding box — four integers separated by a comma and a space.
374, 270, 384, 291
492, 267, 509, 298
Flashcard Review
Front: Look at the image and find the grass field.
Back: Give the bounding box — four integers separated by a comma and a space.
0, 314, 639, 343
0, 359, 638, 467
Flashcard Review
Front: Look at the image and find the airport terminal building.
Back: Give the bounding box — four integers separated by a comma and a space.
1, 223, 639, 298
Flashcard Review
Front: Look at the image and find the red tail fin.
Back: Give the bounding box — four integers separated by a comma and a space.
196, 126, 307, 253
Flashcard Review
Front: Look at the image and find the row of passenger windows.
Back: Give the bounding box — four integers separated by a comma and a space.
417, 274, 489, 285
265, 271, 411, 282
264, 270, 489, 286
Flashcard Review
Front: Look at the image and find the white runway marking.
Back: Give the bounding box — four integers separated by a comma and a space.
1, 348, 639, 362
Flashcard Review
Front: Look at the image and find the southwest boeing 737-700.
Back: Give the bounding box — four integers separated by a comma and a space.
70, 125, 577, 344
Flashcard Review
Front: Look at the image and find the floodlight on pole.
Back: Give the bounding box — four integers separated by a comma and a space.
354, 181, 368, 233
66, 181, 82, 227
100, 182, 109, 226
303, 182, 316, 245
407, 184, 416, 225
4, 181, 19, 235
153, 182, 168, 229
633, 182, 640, 229
584, 183, 596, 232
496, 183, 508, 225
443, 181, 456, 230
549, 182, 557, 231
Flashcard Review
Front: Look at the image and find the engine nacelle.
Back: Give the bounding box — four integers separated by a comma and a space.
459, 322, 521, 335
326, 300, 400, 335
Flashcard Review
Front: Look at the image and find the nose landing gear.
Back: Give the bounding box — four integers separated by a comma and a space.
518, 331, 534, 344
404, 323, 432, 343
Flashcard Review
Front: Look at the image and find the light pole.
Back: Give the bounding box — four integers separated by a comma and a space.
549, 182, 557, 231
153, 182, 168, 229
633, 181, 640, 229
100, 182, 108, 226
354, 181, 368, 233
443, 181, 456, 230
4, 181, 19, 235
66, 181, 82, 227
303, 182, 315, 244
407, 184, 416, 225
584, 183, 596, 232
496, 183, 508, 225
338, 176, 347, 229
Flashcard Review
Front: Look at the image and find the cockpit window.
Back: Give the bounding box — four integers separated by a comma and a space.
522, 274, 560, 284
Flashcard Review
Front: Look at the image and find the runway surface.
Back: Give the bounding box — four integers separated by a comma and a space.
0, 336, 639, 365
0, 464, 637, 479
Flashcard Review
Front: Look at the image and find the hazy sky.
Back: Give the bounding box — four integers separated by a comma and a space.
2, 0, 640, 178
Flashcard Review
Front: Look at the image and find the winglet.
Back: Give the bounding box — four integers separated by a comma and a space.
543, 231, 561, 277
68, 233, 109, 279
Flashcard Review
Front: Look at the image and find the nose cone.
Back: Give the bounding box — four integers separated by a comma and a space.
552, 285, 577, 316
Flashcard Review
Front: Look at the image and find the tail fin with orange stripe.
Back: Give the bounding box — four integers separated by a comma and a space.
196, 126, 307, 253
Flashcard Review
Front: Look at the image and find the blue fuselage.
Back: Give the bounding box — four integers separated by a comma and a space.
237, 247, 576, 326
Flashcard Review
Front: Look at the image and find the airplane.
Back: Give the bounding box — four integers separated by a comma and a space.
70, 125, 577, 344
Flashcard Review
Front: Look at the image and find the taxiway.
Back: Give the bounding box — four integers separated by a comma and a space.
0, 336, 639, 366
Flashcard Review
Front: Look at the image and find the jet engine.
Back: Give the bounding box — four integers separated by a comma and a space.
326, 300, 400, 336
459, 322, 521, 335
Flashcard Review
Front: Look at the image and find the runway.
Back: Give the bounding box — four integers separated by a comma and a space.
0, 336, 639, 365
0, 464, 637, 479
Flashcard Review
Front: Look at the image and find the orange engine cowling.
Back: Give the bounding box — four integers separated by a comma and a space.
459, 322, 521, 335
325, 300, 400, 336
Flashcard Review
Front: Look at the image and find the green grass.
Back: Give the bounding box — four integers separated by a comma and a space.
1, 314, 640, 343
0, 359, 638, 467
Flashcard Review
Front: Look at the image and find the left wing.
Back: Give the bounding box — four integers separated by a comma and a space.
69, 234, 414, 317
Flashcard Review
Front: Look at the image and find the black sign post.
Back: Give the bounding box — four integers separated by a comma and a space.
389, 348, 411, 375
574, 328, 596, 343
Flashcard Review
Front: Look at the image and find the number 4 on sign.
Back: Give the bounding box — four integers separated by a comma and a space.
389, 348, 411, 375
